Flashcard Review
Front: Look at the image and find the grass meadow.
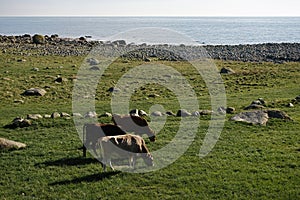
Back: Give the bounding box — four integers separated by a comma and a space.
0, 51, 299, 199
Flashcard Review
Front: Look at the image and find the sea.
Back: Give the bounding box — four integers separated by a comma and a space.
0, 17, 299, 45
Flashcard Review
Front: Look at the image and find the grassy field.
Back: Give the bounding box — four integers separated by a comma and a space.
0, 51, 299, 199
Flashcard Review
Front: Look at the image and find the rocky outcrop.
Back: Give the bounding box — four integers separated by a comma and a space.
230, 110, 269, 125
0, 138, 26, 150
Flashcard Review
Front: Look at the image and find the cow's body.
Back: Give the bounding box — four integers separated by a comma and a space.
112, 114, 156, 142
98, 134, 154, 171
82, 123, 127, 157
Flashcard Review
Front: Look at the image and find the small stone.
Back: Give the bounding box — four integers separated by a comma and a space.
44, 114, 51, 118
287, 103, 294, 107
14, 99, 24, 104
166, 111, 176, 116
60, 112, 71, 118
22, 88, 46, 96
51, 112, 61, 118
84, 111, 97, 118
226, 107, 235, 114
192, 111, 200, 117
99, 112, 112, 118
31, 67, 39, 71
220, 67, 235, 74
151, 111, 163, 117
176, 109, 192, 117
72, 113, 83, 117
27, 114, 43, 120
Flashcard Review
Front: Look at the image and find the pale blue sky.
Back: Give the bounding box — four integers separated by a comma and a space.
0, 0, 299, 16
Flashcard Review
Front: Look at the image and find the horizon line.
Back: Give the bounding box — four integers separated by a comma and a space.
0, 15, 299, 17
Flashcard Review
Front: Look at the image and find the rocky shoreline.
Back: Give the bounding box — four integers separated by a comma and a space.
0, 34, 299, 62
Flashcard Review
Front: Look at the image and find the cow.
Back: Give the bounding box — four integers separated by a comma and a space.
98, 134, 154, 171
82, 123, 127, 157
112, 114, 156, 142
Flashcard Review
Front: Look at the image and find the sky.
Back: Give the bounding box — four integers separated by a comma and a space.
0, 0, 299, 16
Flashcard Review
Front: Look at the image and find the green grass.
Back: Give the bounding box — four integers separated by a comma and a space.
0, 51, 299, 199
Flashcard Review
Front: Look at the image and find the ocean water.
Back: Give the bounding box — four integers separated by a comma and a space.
0, 17, 299, 45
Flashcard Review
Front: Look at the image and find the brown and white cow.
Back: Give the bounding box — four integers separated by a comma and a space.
112, 114, 156, 142
82, 123, 127, 157
98, 134, 154, 171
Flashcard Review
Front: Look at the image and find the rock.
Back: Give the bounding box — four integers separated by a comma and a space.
166, 111, 176, 116
60, 112, 71, 118
176, 109, 192, 117
217, 107, 227, 115
72, 113, 83, 117
32, 34, 45, 44
267, 110, 292, 120
54, 77, 68, 83
44, 114, 51, 118
148, 94, 160, 98
84, 111, 97, 118
287, 103, 294, 107
112, 40, 126, 46
51, 112, 61, 118
0, 138, 26, 150
230, 110, 269, 125
22, 88, 46, 96
220, 67, 235, 74
199, 110, 213, 115
89, 66, 100, 70
151, 111, 163, 117
31, 67, 39, 71
27, 114, 43, 120
192, 111, 200, 117
4, 117, 32, 129
244, 104, 265, 110
226, 107, 235, 114
295, 95, 300, 102
108, 87, 121, 93
99, 112, 112, 118
14, 99, 24, 104
87, 58, 99, 65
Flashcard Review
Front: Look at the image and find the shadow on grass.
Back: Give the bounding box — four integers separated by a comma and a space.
35, 157, 99, 167
49, 171, 121, 185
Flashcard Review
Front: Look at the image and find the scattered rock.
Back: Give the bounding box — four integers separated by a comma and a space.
54, 76, 68, 83
230, 110, 269, 126
89, 66, 100, 70
60, 112, 71, 118
31, 67, 39, 71
0, 138, 26, 150
4, 117, 32, 129
217, 107, 227, 115
192, 111, 200, 117
226, 107, 235, 114
27, 114, 43, 120
99, 112, 112, 118
267, 110, 292, 120
44, 114, 51, 118
72, 113, 83, 117
108, 87, 121, 93
87, 58, 99, 65
176, 109, 192, 117
22, 88, 47, 96
32, 34, 45, 44
244, 98, 266, 110
51, 112, 61, 118
148, 94, 160, 98
287, 103, 294, 107
220, 67, 235, 74
199, 110, 213, 115
151, 111, 163, 117
84, 111, 97, 118
166, 111, 176, 116
14, 99, 24, 104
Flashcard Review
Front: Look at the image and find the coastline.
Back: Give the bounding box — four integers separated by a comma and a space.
1, 34, 299, 62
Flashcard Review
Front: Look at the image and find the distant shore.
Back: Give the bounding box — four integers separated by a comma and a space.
0, 34, 299, 62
